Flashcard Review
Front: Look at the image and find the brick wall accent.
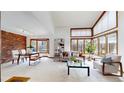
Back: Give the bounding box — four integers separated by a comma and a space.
1, 30, 26, 63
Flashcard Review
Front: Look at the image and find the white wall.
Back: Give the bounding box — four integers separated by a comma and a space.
118, 11, 124, 68
27, 27, 71, 57
54, 27, 70, 51
1, 11, 55, 36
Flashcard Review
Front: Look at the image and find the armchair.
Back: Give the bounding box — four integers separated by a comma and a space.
93, 54, 123, 77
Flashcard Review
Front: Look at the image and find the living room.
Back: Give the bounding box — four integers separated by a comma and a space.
0, 11, 124, 82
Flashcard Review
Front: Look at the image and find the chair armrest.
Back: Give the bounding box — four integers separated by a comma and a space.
102, 62, 123, 77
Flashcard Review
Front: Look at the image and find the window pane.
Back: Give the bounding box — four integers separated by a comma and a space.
71, 29, 91, 36
108, 11, 116, 29
31, 40, 36, 52
99, 36, 106, 56
31, 39, 49, 53
93, 11, 116, 35
38, 41, 48, 52
94, 38, 98, 55
85, 39, 91, 54
107, 33, 117, 54
78, 40, 84, 52
71, 40, 77, 51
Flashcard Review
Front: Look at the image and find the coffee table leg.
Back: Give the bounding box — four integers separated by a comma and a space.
88, 67, 90, 76
68, 67, 70, 75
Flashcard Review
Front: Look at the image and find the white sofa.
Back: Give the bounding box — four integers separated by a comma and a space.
93, 54, 123, 76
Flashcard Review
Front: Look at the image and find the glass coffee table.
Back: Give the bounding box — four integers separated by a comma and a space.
67, 61, 90, 76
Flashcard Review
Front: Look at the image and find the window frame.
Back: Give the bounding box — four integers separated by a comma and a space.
93, 31, 118, 56
70, 38, 92, 53
30, 38, 49, 53
93, 11, 118, 36
70, 28, 93, 53
70, 28, 92, 37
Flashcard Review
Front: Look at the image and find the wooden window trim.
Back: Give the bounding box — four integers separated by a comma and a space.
70, 38, 91, 53
92, 11, 106, 29
70, 28, 93, 52
92, 11, 118, 36
70, 28, 92, 37
30, 38, 49, 53
94, 31, 118, 56
70, 11, 118, 55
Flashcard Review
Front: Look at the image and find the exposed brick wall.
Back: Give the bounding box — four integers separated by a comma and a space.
1, 30, 26, 63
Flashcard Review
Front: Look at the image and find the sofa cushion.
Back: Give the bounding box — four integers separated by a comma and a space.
111, 56, 121, 62
101, 56, 112, 63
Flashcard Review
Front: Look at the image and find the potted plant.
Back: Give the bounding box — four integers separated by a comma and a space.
85, 42, 96, 61
69, 56, 78, 63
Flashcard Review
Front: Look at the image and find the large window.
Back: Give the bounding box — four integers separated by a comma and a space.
93, 32, 117, 56
94, 11, 117, 35
71, 39, 91, 53
70, 28, 92, 53
93, 11, 118, 56
71, 29, 92, 37
30, 39, 49, 53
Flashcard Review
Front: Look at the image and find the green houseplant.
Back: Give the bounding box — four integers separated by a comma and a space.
85, 42, 96, 60
69, 56, 77, 63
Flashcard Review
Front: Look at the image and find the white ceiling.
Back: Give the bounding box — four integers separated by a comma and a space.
1, 11, 54, 36
1, 11, 103, 36
51, 11, 103, 28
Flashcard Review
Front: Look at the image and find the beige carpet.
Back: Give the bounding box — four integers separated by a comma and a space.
1, 57, 124, 82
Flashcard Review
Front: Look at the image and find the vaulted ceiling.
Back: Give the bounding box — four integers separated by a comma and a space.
1, 11, 103, 36
51, 11, 103, 28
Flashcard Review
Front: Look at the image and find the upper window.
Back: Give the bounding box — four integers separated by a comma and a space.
94, 11, 117, 35
71, 29, 91, 37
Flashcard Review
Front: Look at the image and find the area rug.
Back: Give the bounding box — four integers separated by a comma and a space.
5, 76, 30, 82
